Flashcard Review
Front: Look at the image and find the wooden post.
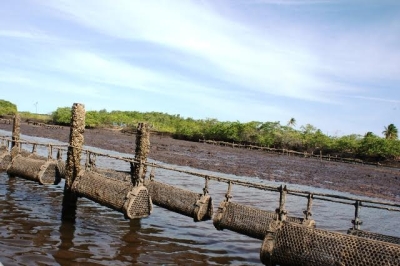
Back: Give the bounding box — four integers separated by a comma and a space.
276, 185, 287, 222
352, 200, 362, 230
56, 148, 62, 160
62, 103, 85, 221
11, 113, 21, 158
131, 123, 150, 186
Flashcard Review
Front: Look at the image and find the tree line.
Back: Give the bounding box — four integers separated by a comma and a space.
0, 99, 399, 162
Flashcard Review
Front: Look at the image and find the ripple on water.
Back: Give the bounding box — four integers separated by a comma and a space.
0, 134, 399, 265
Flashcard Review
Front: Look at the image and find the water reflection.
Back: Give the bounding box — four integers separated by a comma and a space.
53, 221, 76, 265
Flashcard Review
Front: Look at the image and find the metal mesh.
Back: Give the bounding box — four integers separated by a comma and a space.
39, 161, 61, 185
146, 180, 213, 222
213, 201, 313, 240
260, 221, 400, 266
6, 155, 61, 185
72, 170, 152, 219
94, 168, 130, 181
0, 151, 11, 171
28, 153, 47, 160
19, 150, 34, 158
72, 170, 134, 212
56, 161, 66, 180
348, 229, 400, 245
0, 145, 7, 153
123, 186, 153, 219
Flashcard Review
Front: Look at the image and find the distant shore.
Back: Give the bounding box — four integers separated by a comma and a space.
0, 122, 399, 203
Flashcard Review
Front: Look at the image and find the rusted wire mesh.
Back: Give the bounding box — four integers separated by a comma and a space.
123, 185, 153, 219
348, 229, 400, 245
213, 201, 314, 240
94, 168, 130, 182
0, 144, 7, 153
145, 180, 213, 222
72, 170, 152, 219
0, 145, 11, 171
6, 155, 61, 185
0, 154, 11, 171
56, 160, 66, 180
260, 221, 400, 266
28, 153, 47, 160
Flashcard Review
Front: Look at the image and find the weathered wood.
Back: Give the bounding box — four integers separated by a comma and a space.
11, 114, 21, 159
131, 123, 150, 186
62, 103, 85, 221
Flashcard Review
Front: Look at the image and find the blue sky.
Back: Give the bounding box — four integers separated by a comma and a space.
0, 0, 399, 136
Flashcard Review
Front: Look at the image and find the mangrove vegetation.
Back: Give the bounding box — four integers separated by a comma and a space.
1, 100, 399, 163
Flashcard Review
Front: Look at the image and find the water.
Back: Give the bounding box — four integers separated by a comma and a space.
0, 134, 399, 265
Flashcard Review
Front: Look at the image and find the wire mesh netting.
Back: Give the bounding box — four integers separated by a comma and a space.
72, 170, 152, 219
6, 155, 61, 185
146, 179, 213, 222
260, 221, 400, 266
213, 201, 313, 240
348, 229, 400, 245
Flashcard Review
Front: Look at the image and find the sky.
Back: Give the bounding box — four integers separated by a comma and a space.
0, 0, 399, 136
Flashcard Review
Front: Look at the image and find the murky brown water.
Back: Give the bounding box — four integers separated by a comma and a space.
0, 134, 399, 265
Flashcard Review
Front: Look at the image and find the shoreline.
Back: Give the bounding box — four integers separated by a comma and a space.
0, 122, 399, 203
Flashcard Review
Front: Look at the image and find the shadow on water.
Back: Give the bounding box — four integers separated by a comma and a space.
53, 221, 76, 265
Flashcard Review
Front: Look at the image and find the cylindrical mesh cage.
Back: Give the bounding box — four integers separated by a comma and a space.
56, 161, 66, 180
72, 170, 152, 219
348, 229, 400, 245
94, 168, 130, 182
213, 201, 313, 240
146, 180, 213, 222
6, 155, 61, 185
123, 186, 153, 219
0, 149, 11, 171
260, 221, 400, 266
19, 150, 34, 158
28, 153, 47, 160
0, 145, 7, 154
39, 160, 62, 185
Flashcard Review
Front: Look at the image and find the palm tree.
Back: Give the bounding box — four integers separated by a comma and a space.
382, 124, 398, 139
287, 117, 296, 127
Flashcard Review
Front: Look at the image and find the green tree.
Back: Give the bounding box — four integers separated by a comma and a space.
332, 134, 361, 154
52, 107, 71, 125
383, 124, 398, 140
258, 121, 282, 147
0, 99, 17, 115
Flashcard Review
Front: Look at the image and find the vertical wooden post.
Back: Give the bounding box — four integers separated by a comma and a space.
123, 122, 152, 219
131, 123, 150, 186
276, 185, 287, 222
56, 148, 62, 160
303, 194, 313, 220
11, 114, 21, 158
352, 200, 362, 230
62, 103, 85, 221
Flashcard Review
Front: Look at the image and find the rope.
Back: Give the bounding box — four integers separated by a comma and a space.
1, 135, 399, 212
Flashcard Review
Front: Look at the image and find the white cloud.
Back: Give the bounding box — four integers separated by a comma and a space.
0, 29, 63, 43
351, 96, 400, 104
1, 0, 399, 135
38, 0, 355, 103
